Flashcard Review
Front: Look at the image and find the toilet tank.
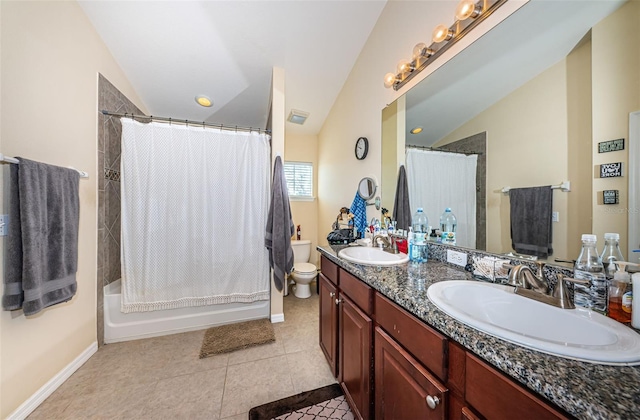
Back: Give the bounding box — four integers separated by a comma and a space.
291, 240, 311, 263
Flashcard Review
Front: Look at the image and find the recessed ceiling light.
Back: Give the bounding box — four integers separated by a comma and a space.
410, 127, 423, 134
287, 109, 309, 125
195, 95, 213, 107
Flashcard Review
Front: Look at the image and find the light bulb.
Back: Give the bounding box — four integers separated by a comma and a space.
432, 24, 453, 43
396, 59, 412, 75
455, 0, 480, 21
384, 72, 397, 89
412, 43, 427, 61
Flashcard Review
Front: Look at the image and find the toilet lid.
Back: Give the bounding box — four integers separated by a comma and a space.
293, 262, 316, 274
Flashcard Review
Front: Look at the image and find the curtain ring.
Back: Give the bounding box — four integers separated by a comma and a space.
202, 121, 205, 129
235, 125, 238, 132
169, 117, 172, 125
186, 119, 189, 127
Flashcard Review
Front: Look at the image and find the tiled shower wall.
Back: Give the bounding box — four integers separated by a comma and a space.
97, 74, 144, 346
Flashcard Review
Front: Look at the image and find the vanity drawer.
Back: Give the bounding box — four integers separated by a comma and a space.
320, 255, 339, 286
466, 353, 570, 420
339, 268, 373, 315
375, 293, 448, 381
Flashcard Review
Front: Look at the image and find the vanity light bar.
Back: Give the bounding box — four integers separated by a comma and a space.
385, 0, 508, 91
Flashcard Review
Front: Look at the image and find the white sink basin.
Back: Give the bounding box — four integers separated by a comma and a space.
427, 280, 640, 365
338, 246, 409, 266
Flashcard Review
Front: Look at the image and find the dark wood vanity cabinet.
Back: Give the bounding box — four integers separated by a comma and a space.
318, 256, 571, 420
319, 273, 338, 377
375, 327, 447, 419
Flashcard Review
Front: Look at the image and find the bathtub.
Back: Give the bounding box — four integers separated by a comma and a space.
104, 279, 270, 343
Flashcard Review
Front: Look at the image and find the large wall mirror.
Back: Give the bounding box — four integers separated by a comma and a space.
382, 0, 640, 263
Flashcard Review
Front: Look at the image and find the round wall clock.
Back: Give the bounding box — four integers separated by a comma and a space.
355, 137, 369, 160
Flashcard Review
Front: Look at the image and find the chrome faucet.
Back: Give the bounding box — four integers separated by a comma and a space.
503, 261, 590, 309
373, 234, 399, 254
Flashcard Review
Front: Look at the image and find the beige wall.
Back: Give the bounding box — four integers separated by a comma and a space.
591, 1, 640, 257
437, 60, 575, 259
270, 67, 286, 319
285, 133, 319, 266
317, 1, 528, 245
0, 1, 146, 417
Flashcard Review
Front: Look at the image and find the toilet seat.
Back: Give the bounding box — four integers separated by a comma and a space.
293, 262, 316, 274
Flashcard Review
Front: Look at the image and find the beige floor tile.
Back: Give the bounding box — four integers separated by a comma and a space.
60, 382, 156, 419
220, 413, 248, 420
227, 339, 286, 366
27, 394, 73, 419
141, 368, 226, 419
220, 355, 295, 418
287, 348, 337, 393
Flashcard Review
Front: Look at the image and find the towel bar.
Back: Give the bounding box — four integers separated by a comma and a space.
501, 181, 570, 194
0, 153, 89, 179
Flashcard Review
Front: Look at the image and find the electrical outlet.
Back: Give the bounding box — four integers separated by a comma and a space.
552, 211, 559, 222
447, 249, 467, 267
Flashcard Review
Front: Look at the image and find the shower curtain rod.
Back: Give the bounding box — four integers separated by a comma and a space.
406, 144, 483, 156
100, 110, 272, 135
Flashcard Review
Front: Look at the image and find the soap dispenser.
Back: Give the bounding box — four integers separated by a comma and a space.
608, 261, 636, 324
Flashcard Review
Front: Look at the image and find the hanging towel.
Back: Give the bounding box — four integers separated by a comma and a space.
265, 156, 295, 292
393, 165, 412, 231
350, 192, 367, 239
509, 186, 553, 258
2, 158, 80, 315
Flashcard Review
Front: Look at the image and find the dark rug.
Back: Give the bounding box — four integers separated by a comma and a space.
199, 318, 275, 358
249, 384, 344, 420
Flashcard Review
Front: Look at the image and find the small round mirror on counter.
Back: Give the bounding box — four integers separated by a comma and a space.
357, 177, 377, 201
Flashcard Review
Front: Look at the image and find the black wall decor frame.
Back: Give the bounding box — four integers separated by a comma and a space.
600, 162, 623, 178
598, 138, 625, 153
603, 190, 619, 205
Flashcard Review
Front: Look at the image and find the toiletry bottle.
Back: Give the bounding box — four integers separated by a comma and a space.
296, 225, 301, 241
608, 262, 632, 324
633, 273, 640, 329
574, 234, 607, 314
601, 233, 623, 278
439, 208, 457, 245
410, 208, 428, 263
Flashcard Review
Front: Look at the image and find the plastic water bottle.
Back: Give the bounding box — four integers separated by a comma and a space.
574, 234, 607, 313
410, 208, 428, 262
600, 233, 624, 278
439, 208, 457, 245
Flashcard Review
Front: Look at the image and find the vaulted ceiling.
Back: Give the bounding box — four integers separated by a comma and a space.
79, 1, 387, 134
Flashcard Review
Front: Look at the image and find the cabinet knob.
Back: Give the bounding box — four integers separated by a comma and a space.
426, 395, 440, 410
335, 298, 343, 305
329, 292, 336, 298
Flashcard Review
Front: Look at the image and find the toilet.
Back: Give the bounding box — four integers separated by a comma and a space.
290, 240, 317, 298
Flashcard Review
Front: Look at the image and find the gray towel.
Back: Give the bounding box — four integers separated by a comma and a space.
392, 165, 412, 231
509, 186, 553, 258
2, 158, 80, 316
265, 156, 294, 292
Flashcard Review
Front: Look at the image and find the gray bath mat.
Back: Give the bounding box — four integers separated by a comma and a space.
199, 318, 275, 358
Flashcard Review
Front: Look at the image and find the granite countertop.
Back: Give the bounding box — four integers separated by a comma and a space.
318, 245, 640, 420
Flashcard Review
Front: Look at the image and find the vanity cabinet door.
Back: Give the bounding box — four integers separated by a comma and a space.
375, 327, 448, 420
466, 353, 570, 420
339, 294, 373, 420
319, 273, 338, 378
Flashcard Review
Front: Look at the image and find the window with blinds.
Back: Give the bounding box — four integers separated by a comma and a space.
283, 161, 313, 200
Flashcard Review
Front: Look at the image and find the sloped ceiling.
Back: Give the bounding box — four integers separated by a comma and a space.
79, 1, 387, 134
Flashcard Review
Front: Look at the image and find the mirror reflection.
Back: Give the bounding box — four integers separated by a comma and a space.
358, 177, 377, 201
382, 0, 638, 263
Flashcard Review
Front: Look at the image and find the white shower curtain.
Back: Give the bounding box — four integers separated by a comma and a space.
406, 148, 477, 249
120, 119, 271, 313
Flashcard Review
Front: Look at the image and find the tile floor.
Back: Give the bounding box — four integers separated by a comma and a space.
29, 289, 337, 419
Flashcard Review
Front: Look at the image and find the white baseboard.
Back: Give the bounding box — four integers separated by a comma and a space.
271, 313, 285, 323
8, 341, 98, 420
